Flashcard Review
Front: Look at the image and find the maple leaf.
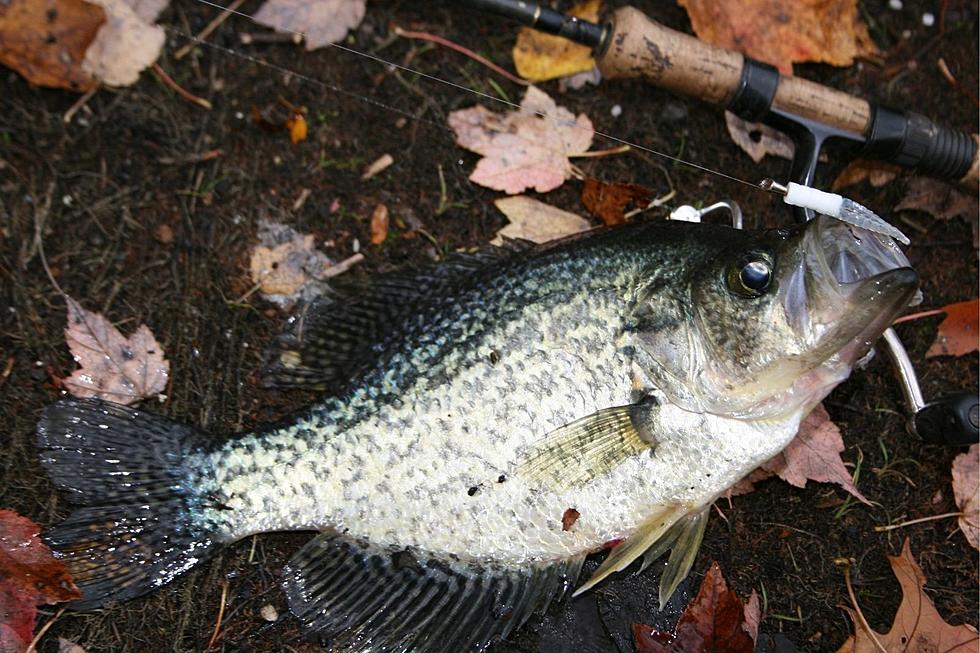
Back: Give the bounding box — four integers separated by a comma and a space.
82, 0, 165, 87
724, 112, 794, 163
926, 299, 979, 358
248, 220, 335, 308
835, 539, 979, 653
61, 296, 169, 405
633, 562, 757, 653
0, 509, 81, 653
448, 86, 594, 194
678, 0, 877, 75
0, 0, 105, 91
580, 177, 652, 226
731, 404, 870, 504
512, 0, 600, 82
253, 0, 366, 51
491, 196, 591, 245
951, 444, 979, 550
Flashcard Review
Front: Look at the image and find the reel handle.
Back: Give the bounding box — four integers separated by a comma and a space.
914, 392, 980, 447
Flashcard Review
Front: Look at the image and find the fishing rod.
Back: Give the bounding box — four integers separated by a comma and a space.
468, 0, 979, 446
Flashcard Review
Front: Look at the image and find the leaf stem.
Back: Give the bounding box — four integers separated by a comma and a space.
874, 511, 964, 532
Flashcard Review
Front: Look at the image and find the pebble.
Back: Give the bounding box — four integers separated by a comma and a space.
888, 0, 902, 9
260, 604, 278, 622
610, 104, 622, 118
922, 12, 935, 26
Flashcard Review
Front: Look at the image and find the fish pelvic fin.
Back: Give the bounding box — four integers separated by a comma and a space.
574, 503, 708, 609
283, 531, 586, 652
37, 398, 221, 610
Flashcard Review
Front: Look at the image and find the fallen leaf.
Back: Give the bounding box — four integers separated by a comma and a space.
562, 508, 580, 531
124, 0, 167, 23
62, 296, 170, 405
249, 219, 336, 308
581, 177, 652, 225
742, 591, 761, 643
926, 299, 979, 358
449, 86, 594, 194
731, 404, 870, 504
951, 444, 979, 550
896, 177, 978, 222
831, 159, 900, 191
361, 154, 394, 181
0, 509, 81, 653
253, 0, 366, 51
633, 561, 756, 653
286, 113, 307, 144
369, 203, 389, 245
491, 196, 591, 245
512, 0, 600, 82
678, 0, 877, 75
834, 539, 978, 652
57, 638, 87, 653
725, 111, 794, 163
0, 0, 105, 91
82, 0, 165, 86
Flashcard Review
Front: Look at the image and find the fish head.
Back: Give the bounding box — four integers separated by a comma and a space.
636, 216, 918, 419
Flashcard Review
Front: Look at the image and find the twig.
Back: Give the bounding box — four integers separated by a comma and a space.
569, 145, 631, 158
24, 607, 65, 653
874, 511, 964, 532
158, 149, 224, 165
892, 308, 946, 324
174, 0, 247, 60
321, 253, 365, 279
152, 63, 212, 110
835, 558, 888, 653
206, 578, 230, 651
64, 85, 99, 124
393, 25, 529, 86
239, 31, 303, 45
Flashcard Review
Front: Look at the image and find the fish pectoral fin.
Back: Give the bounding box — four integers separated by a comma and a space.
574, 504, 708, 609
516, 398, 658, 490
283, 531, 585, 653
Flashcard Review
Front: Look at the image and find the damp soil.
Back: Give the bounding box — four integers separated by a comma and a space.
0, 1, 977, 651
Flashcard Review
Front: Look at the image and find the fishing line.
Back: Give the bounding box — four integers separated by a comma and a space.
177, 0, 760, 189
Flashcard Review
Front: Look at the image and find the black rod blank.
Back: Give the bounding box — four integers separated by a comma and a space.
465, 0, 609, 49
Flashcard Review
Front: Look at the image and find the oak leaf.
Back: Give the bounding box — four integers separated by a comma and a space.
896, 177, 978, 223
580, 178, 652, 226
449, 86, 594, 194
491, 196, 591, 245
633, 562, 758, 653
512, 0, 600, 82
834, 539, 978, 652
0, 509, 81, 653
678, 0, 877, 75
82, 0, 165, 86
62, 296, 169, 405
253, 0, 366, 51
951, 444, 979, 550
724, 112, 794, 163
0, 0, 105, 91
926, 299, 979, 358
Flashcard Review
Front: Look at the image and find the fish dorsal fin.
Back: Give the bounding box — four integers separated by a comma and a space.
262, 245, 529, 390
283, 531, 585, 652
573, 504, 708, 609
516, 398, 659, 490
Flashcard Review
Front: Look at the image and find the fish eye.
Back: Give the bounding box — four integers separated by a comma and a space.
728, 256, 773, 297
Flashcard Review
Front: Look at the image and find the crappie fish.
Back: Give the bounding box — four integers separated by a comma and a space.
38, 215, 917, 652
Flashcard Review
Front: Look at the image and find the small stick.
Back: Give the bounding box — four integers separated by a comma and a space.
569, 145, 631, 158
207, 578, 230, 651
64, 85, 98, 124
240, 31, 303, 45
835, 558, 888, 653
24, 607, 66, 653
158, 149, 224, 165
321, 252, 365, 279
174, 0, 247, 60
152, 63, 213, 110
393, 26, 529, 86
892, 308, 946, 325
874, 511, 964, 532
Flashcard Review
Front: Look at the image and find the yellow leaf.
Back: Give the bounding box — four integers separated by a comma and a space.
286, 113, 308, 144
512, 0, 600, 82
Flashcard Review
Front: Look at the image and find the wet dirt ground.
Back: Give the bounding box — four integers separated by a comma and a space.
1, 1, 977, 651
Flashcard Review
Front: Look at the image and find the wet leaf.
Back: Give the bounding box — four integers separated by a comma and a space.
0, 509, 81, 653
253, 0, 366, 51
449, 86, 594, 194
0, 0, 105, 92
491, 196, 591, 245
248, 219, 336, 309
724, 112, 794, 163
125, 0, 167, 23
633, 562, 756, 653
926, 299, 979, 358
286, 113, 308, 144
562, 508, 580, 531
82, 0, 165, 86
834, 539, 979, 652
369, 203, 389, 245
952, 444, 979, 550
512, 0, 600, 82
895, 177, 978, 222
62, 295, 170, 405
580, 178, 652, 226
831, 159, 900, 191
731, 404, 870, 504
678, 0, 877, 75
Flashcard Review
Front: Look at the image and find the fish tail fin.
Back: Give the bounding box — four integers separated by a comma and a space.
37, 398, 222, 609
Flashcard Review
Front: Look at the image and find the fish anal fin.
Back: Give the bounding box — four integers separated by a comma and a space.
516, 398, 658, 490
283, 531, 585, 652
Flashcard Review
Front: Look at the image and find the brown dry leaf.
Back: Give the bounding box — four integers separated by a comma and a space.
253, 0, 366, 50
732, 404, 870, 504
835, 539, 979, 652
0, 0, 105, 91
369, 203, 389, 245
561, 508, 580, 531
249, 220, 336, 308
491, 196, 591, 245
62, 296, 170, 405
286, 113, 308, 144
449, 86, 594, 194
896, 177, 979, 222
513, 0, 601, 82
725, 112, 794, 163
952, 444, 979, 550
678, 0, 877, 75
831, 159, 900, 191
581, 177, 652, 226
926, 299, 979, 358
82, 0, 165, 86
